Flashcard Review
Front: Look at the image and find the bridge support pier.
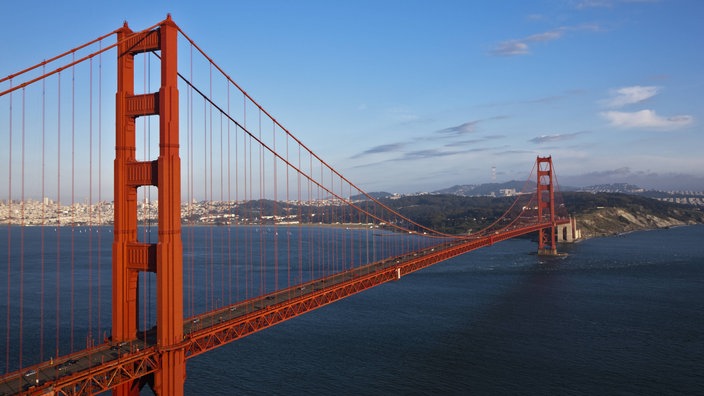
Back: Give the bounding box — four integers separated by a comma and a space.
154, 349, 186, 396
556, 217, 581, 243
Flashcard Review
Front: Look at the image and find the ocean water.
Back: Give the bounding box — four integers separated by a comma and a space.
183, 225, 704, 395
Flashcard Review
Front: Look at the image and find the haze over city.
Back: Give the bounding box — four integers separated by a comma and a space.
1, 0, 702, 194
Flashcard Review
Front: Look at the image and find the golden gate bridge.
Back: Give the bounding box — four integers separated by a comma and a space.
0, 16, 575, 395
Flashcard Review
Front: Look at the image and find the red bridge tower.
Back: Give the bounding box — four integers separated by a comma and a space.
113, 16, 185, 395
536, 156, 558, 255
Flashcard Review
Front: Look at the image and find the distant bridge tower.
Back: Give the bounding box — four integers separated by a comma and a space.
113, 16, 184, 395
536, 156, 558, 255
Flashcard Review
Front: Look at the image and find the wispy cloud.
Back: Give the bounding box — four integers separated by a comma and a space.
601, 85, 659, 108
436, 116, 508, 136
351, 142, 405, 159
437, 121, 480, 136
529, 131, 589, 144
403, 149, 453, 159
477, 90, 585, 109
601, 110, 693, 130
574, 0, 659, 9
562, 166, 704, 190
599, 84, 693, 130
491, 41, 531, 57
490, 25, 600, 57
574, 0, 616, 8
448, 139, 484, 147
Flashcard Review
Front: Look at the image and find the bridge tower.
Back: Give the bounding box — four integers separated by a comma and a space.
113, 16, 184, 395
536, 156, 558, 255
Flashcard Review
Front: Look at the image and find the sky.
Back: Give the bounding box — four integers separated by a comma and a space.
1, 0, 703, 194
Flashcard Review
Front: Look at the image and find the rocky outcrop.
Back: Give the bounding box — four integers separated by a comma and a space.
575, 207, 703, 238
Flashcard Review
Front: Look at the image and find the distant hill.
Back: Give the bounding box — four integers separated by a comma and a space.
575, 183, 704, 207
560, 192, 704, 238
315, 181, 704, 237
433, 181, 529, 196
376, 192, 704, 236
577, 183, 644, 193
349, 191, 393, 201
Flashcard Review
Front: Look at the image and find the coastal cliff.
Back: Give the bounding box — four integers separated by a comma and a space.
561, 192, 704, 239
380, 192, 704, 237
575, 207, 702, 238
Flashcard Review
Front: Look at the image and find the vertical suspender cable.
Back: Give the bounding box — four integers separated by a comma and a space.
227, 83, 232, 306
88, 55, 93, 347
309, 154, 313, 279
210, 65, 215, 310
234, 119, 240, 304
273, 120, 278, 293
220, 111, 225, 308
41, 67, 46, 361
70, 53, 76, 353
205, 90, 211, 311
244, 97, 250, 300
5, 81, 12, 373
298, 145, 302, 285
55, 72, 61, 361
235, 122, 240, 303
19, 87, 25, 369
258, 109, 264, 296
201, 93, 207, 310
286, 134, 290, 289
97, 43, 103, 339
187, 43, 194, 318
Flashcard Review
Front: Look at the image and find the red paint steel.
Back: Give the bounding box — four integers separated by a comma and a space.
113, 15, 184, 396
537, 156, 558, 255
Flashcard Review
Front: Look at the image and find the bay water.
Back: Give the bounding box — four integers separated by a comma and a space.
2, 225, 702, 394
184, 225, 704, 395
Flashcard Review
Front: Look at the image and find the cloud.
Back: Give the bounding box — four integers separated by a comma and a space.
491, 41, 530, 56
436, 116, 508, 136
477, 92, 578, 108
393, 147, 493, 162
490, 25, 599, 57
351, 142, 405, 159
529, 131, 589, 144
448, 139, 484, 147
601, 85, 659, 108
562, 167, 704, 190
403, 149, 451, 159
574, 0, 659, 9
574, 0, 615, 8
580, 167, 633, 178
437, 121, 480, 136
601, 110, 693, 130
490, 29, 563, 56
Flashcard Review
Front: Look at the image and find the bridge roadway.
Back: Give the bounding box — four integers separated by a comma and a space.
0, 220, 565, 395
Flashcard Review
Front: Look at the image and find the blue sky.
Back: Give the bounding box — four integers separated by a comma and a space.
1, 0, 702, 193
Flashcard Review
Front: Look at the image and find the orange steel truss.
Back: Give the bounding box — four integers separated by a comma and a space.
27, 351, 160, 396
113, 15, 184, 396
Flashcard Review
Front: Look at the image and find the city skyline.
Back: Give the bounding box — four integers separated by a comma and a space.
1, 0, 703, 197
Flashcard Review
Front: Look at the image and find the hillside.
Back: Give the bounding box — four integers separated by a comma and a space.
377, 192, 704, 237
560, 192, 704, 238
